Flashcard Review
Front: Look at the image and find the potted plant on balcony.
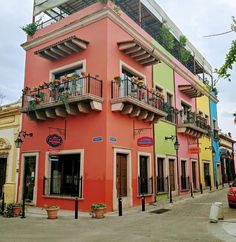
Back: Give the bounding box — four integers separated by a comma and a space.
43, 205, 60, 219
114, 76, 122, 87
91, 203, 107, 219
12, 203, 22, 217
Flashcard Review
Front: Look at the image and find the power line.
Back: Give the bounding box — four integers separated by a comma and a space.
203, 30, 234, 38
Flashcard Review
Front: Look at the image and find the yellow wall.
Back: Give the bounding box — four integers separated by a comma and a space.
0, 102, 21, 203
196, 82, 214, 190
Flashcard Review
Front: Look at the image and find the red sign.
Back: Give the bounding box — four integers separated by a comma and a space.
189, 147, 201, 154
137, 136, 153, 147
46, 134, 63, 147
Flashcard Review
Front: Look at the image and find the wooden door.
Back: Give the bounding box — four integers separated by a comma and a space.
192, 162, 197, 189
140, 156, 148, 194
169, 159, 175, 191
157, 158, 164, 192
0, 158, 7, 196
116, 154, 127, 197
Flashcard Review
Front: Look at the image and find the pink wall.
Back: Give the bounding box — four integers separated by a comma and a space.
174, 73, 199, 192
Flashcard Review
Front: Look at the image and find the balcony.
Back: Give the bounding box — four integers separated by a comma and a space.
138, 176, 153, 196
156, 176, 169, 194
22, 75, 103, 121
164, 104, 177, 124
111, 78, 167, 123
177, 111, 211, 138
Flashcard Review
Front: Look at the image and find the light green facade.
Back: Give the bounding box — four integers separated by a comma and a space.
153, 52, 176, 157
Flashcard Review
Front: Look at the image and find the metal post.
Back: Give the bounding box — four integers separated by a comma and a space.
216, 181, 218, 190
21, 190, 26, 219
169, 185, 173, 203
200, 183, 203, 194
75, 197, 78, 219
118, 197, 122, 216
190, 183, 194, 198
142, 195, 145, 211
1, 192, 4, 214
209, 177, 212, 192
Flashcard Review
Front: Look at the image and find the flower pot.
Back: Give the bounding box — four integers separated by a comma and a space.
94, 208, 106, 219
12, 206, 21, 217
46, 207, 59, 219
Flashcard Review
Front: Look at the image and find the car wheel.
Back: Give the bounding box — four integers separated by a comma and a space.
229, 203, 234, 208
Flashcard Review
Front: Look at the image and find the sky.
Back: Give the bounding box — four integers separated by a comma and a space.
0, 0, 236, 138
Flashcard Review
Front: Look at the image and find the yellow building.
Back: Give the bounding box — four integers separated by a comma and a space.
0, 101, 21, 203
196, 84, 214, 190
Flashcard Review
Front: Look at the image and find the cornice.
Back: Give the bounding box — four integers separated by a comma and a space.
21, 7, 217, 103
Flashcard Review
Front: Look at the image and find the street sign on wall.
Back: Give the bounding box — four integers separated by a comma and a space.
137, 136, 153, 147
189, 147, 201, 154
46, 134, 63, 147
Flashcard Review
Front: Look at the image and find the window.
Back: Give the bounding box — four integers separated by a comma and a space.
165, 93, 175, 123
181, 160, 189, 190
54, 66, 83, 80
138, 155, 152, 195
155, 85, 163, 94
181, 102, 191, 123
47, 154, 82, 197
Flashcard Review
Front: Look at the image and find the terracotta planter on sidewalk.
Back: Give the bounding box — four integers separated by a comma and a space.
46, 207, 60, 219
12, 206, 21, 217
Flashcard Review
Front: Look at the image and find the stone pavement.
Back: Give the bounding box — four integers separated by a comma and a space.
1, 188, 236, 242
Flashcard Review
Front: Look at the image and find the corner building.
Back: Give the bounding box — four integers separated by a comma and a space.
18, 0, 218, 211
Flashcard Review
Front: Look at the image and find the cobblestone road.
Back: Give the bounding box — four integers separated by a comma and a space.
1, 188, 236, 242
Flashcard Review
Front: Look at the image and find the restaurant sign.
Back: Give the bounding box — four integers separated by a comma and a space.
137, 136, 153, 147
46, 134, 63, 147
189, 147, 201, 154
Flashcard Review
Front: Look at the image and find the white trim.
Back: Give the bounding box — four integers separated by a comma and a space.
49, 59, 86, 81
180, 158, 188, 177
167, 157, 178, 192
156, 155, 166, 178
19, 152, 39, 205
165, 89, 174, 106
113, 148, 132, 210
45, 149, 84, 197
180, 98, 192, 110
120, 61, 146, 82
137, 152, 152, 177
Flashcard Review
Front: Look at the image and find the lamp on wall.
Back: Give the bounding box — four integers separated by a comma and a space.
205, 146, 216, 156
15, 131, 33, 148
165, 135, 180, 151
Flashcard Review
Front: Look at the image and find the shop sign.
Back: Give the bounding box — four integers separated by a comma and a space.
46, 134, 63, 147
189, 147, 201, 154
137, 136, 153, 147
92, 136, 103, 142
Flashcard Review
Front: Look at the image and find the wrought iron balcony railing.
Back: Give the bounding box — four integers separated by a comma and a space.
43, 176, 83, 198
22, 75, 103, 115
181, 176, 190, 190
111, 77, 164, 111
156, 176, 169, 194
138, 176, 153, 195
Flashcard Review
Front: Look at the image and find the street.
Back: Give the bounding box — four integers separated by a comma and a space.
1, 188, 236, 242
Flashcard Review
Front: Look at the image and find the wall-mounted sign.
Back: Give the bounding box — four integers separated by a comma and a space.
92, 137, 103, 142
137, 136, 153, 147
189, 147, 201, 154
46, 134, 63, 147
109, 137, 117, 142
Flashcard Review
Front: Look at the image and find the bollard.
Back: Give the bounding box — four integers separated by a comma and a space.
190, 183, 194, 198
1, 192, 4, 215
200, 183, 203, 194
169, 186, 173, 203
118, 197, 122, 216
75, 197, 78, 219
216, 181, 218, 190
141, 195, 145, 211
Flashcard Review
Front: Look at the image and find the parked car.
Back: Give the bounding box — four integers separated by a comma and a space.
228, 179, 236, 208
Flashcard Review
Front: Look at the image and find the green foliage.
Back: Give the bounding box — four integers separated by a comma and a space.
91, 203, 107, 209
96, 0, 109, 4
211, 86, 218, 96
21, 22, 38, 36
160, 24, 175, 52
4, 204, 14, 218
179, 35, 191, 64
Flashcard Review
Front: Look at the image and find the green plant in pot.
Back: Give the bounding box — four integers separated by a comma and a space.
12, 203, 22, 217
91, 203, 107, 219
43, 205, 60, 219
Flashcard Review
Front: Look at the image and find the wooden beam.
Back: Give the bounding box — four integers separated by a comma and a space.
90, 101, 102, 111
130, 50, 146, 58
35, 110, 47, 120
57, 44, 73, 54
78, 103, 91, 113
55, 107, 67, 118
144, 113, 155, 122
50, 47, 66, 57
44, 50, 60, 60
138, 110, 148, 120
71, 39, 87, 49
139, 57, 156, 65
37, 52, 54, 61
45, 109, 56, 119
130, 107, 141, 117
64, 42, 81, 52
125, 46, 142, 55
119, 42, 136, 51
122, 105, 133, 115
111, 103, 124, 111
135, 53, 151, 61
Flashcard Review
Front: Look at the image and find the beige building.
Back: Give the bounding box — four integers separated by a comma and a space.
0, 101, 21, 203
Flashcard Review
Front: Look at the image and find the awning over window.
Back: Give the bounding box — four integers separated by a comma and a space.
178, 85, 203, 98
35, 36, 89, 61
117, 39, 160, 66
